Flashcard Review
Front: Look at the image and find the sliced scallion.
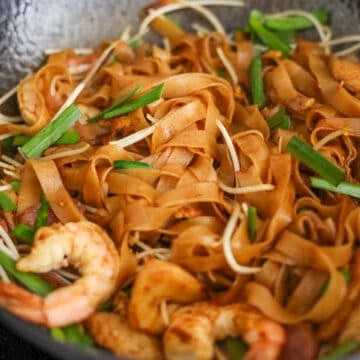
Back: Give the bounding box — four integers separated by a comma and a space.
50, 328, 66, 342
267, 108, 291, 130
12, 135, 31, 146
264, 9, 329, 31
12, 224, 35, 245
103, 83, 164, 119
0, 249, 53, 296
63, 324, 94, 347
248, 206, 257, 241
310, 177, 360, 199
249, 10, 291, 56
113, 160, 152, 170
286, 136, 345, 186
10, 180, 20, 194
318, 340, 360, 360
55, 130, 80, 145
249, 56, 265, 108
88, 86, 142, 123
0, 192, 16, 212
34, 195, 50, 230
21, 104, 82, 159
225, 337, 248, 360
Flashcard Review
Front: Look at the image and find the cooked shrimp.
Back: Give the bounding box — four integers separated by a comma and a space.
87, 312, 164, 360
164, 302, 286, 360
128, 259, 207, 335
0, 221, 120, 327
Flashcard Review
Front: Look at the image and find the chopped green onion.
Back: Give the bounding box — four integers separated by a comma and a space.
55, 130, 80, 145
21, 104, 82, 159
12, 224, 35, 245
12, 135, 31, 146
129, 38, 141, 49
0, 249, 54, 296
0, 192, 16, 212
225, 337, 248, 360
34, 195, 50, 230
267, 108, 291, 130
1, 137, 14, 147
247, 206, 257, 241
51, 328, 67, 342
63, 324, 94, 347
88, 86, 142, 123
113, 160, 152, 170
264, 9, 329, 31
273, 29, 295, 46
310, 177, 360, 199
318, 340, 360, 360
249, 55, 266, 109
10, 180, 20, 194
104, 83, 165, 119
249, 10, 291, 56
217, 68, 226, 78
286, 136, 345, 186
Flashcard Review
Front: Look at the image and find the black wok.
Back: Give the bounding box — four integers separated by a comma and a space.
0, 0, 360, 359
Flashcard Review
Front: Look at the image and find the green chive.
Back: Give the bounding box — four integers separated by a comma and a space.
267, 108, 291, 130
264, 9, 329, 31
318, 340, 360, 360
286, 136, 345, 186
12, 135, 31, 146
249, 10, 291, 56
10, 180, 20, 194
21, 104, 82, 159
34, 195, 50, 230
310, 177, 360, 199
247, 207, 257, 241
0, 250, 54, 296
63, 324, 94, 347
128, 38, 141, 49
273, 29, 295, 46
88, 86, 143, 123
249, 56, 266, 108
225, 337, 248, 360
0, 192, 16, 212
1, 137, 15, 147
51, 328, 67, 342
104, 83, 165, 119
113, 160, 152, 170
12, 224, 35, 245
55, 130, 80, 145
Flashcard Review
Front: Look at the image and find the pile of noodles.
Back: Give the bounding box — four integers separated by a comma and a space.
2, 0, 360, 358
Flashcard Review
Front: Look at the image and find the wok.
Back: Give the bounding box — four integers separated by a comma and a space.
0, 0, 360, 359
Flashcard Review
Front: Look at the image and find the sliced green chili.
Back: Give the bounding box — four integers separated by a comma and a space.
249, 10, 291, 56
0, 192, 16, 212
104, 83, 164, 119
21, 104, 82, 159
113, 160, 152, 170
267, 108, 291, 130
88, 86, 142, 123
249, 55, 266, 108
286, 136, 345, 186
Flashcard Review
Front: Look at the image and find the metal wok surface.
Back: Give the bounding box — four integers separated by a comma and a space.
1, 0, 360, 359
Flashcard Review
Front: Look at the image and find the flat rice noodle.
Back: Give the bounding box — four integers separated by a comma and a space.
246, 230, 347, 324
59, 164, 87, 193
123, 203, 177, 232
17, 161, 42, 215
78, 83, 111, 107
266, 63, 315, 115
164, 216, 223, 236
151, 99, 206, 151
29, 159, 85, 223
308, 53, 360, 116
305, 103, 338, 130
107, 172, 158, 204
155, 182, 223, 208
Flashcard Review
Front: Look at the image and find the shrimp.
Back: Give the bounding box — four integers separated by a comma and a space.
87, 312, 164, 360
0, 221, 120, 327
164, 302, 286, 360
128, 259, 207, 335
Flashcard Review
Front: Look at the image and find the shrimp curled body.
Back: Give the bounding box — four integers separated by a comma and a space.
164, 302, 286, 360
0, 221, 120, 327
